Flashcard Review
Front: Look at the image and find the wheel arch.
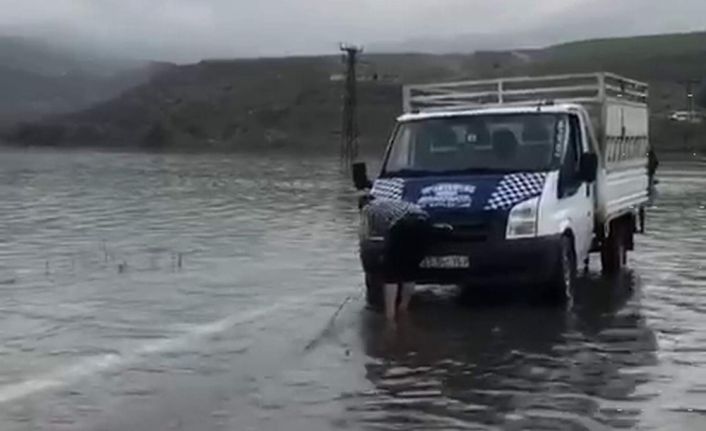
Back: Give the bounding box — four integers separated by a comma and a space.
561, 228, 578, 264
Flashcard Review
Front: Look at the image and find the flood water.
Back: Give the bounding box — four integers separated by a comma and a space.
0, 148, 704, 430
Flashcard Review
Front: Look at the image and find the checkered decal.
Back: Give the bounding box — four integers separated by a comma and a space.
370, 178, 405, 201
484, 173, 547, 210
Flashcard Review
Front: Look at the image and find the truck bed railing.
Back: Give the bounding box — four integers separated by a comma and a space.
403, 72, 649, 113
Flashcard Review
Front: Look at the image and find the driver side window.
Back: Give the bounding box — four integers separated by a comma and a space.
386, 125, 413, 172
558, 115, 582, 198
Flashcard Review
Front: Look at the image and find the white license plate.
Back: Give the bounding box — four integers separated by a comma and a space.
420, 255, 470, 269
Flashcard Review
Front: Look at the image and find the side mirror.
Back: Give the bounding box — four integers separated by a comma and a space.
352, 162, 373, 190
579, 153, 598, 183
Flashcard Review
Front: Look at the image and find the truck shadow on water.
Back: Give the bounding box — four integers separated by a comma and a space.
355, 271, 659, 430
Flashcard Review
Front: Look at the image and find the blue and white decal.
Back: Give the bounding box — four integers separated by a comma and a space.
371, 178, 404, 201
484, 173, 547, 210
417, 183, 476, 209
372, 173, 547, 214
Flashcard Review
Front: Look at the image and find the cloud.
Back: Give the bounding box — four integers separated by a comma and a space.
0, 0, 704, 61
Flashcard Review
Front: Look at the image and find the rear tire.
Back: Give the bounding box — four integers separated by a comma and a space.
544, 235, 576, 304
365, 272, 384, 310
601, 221, 627, 276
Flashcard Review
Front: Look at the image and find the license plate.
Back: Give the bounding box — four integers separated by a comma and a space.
420, 255, 470, 269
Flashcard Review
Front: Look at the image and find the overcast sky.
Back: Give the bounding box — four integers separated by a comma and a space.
0, 0, 705, 62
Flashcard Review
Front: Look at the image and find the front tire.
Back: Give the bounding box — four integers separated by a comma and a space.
601, 222, 627, 276
544, 235, 576, 304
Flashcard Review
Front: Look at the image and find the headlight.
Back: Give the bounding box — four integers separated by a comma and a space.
506, 197, 540, 239
359, 209, 385, 242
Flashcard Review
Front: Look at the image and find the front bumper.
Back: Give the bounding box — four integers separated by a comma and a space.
360, 235, 562, 286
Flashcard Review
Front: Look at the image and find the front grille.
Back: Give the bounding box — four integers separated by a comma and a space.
432, 220, 491, 242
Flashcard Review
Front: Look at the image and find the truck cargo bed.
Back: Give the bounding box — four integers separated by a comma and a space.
403, 72, 652, 223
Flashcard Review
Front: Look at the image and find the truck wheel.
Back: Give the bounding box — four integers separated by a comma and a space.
364, 273, 384, 310
544, 235, 576, 304
601, 222, 626, 275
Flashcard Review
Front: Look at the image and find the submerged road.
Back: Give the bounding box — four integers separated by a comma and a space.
0, 149, 704, 430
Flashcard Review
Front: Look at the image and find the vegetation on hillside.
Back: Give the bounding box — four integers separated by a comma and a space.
3, 32, 706, 153
545, 32, 706, 66
4, 55, 457, 152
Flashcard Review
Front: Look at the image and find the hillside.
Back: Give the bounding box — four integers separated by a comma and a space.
544, 32, 706, 65
4, 54, 474, 152
4, 32, 706, 153
0, 36, 173, 124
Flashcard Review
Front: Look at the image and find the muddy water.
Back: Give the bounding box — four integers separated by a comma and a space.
0, 148, 703, 430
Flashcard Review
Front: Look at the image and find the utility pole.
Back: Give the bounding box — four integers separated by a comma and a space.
340, 43, 362, 169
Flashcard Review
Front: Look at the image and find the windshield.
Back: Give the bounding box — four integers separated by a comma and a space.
383, 114, 566, 176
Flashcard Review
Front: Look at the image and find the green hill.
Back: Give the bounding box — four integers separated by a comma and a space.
4, 32, 706, 153
3, 54, 470, 152
546, 32, 706, 65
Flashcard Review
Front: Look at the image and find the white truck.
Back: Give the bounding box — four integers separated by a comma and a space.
353, 72, 653, 305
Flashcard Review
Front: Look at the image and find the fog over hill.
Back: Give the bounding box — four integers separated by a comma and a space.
4, 31, 705, 153
1, 0, 704, 152
0, 36, 172, 124
1, 0, 704, 61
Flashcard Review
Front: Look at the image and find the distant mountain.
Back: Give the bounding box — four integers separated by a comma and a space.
5, 32, 706, 152
0, 36, 146, 76
369, 14, 635, 55
370, 33, 520, 55
0, 36, 173, 124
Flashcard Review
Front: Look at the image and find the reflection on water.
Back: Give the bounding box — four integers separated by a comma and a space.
346, 159, 706, 431
357, 273, 657, 430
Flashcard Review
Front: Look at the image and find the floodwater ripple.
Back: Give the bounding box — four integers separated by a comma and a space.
0, 149, 703, 430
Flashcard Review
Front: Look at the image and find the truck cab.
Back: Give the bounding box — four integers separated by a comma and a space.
354, 73, 650, 305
